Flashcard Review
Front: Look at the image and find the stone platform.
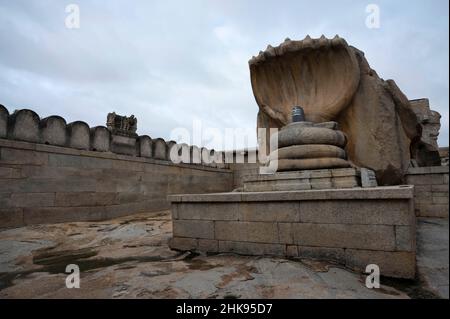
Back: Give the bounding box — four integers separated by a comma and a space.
169, 186, 416, 279
243, 168, 364, 192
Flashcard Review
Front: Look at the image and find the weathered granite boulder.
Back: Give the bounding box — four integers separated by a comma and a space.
250, 35, 437, 185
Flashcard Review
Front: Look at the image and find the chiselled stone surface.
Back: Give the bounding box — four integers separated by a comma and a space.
106, 112, 137, 137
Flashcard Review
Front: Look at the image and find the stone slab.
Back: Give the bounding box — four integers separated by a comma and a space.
243, 168, 361, 192
168, 186, 414, 203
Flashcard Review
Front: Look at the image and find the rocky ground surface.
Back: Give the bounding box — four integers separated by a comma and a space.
0, 211, 447, 299
416, 218, 449, 298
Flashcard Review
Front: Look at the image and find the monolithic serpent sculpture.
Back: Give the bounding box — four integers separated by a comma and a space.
250, 35, 441, 185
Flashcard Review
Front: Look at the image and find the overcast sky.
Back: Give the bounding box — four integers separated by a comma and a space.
0, 0, 448, 149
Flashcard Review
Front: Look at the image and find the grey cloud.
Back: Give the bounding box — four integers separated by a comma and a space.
0, 0, 448, 149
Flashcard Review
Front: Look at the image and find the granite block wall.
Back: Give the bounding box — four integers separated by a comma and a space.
0, 105, 233, 228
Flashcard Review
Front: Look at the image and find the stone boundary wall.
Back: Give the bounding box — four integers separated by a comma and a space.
439, 147, 449, 166
169, 186, 416, 279
405, 166, 449, 218
0, 105, 227, 168
226, 149, 261, 190
0, 139, 233, 229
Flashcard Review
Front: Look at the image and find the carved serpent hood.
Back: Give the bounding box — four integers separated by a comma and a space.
250, 35, 360, 123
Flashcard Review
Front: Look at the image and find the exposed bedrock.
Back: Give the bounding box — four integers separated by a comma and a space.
251, 35, 440, 185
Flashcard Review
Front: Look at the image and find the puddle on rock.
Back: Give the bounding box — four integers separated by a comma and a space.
0, 247, 187, 291
185, 258, 221, 271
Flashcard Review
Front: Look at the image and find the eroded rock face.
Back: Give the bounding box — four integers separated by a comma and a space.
250, 36, 439, 185
408, 99, 442, 167
410, 99, 441, 149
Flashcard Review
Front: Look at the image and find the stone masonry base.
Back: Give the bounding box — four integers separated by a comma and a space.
169, 186, 416, 279
406, 166, 449, 218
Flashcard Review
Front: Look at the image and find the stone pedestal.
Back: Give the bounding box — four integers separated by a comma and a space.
168, 186, 416, 279
243, 168, 362, 192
